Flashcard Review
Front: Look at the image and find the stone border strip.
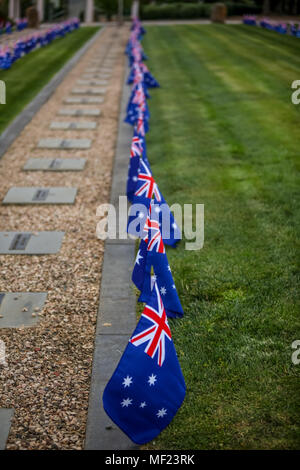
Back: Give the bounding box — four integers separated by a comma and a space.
0, 27, 105, 160
85, 61, 138, 450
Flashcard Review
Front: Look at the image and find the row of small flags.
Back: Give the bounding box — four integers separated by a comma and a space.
102, 17, 186, 445
0, 19, 28, 35
243, 15, 300, 37
0, 18, 80, 70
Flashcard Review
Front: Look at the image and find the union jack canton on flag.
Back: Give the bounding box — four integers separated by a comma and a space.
132, 205, 184, 318
102, 283, 186, 445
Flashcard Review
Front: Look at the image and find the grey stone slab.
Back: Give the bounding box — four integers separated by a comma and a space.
71, 87, 107, 95
77, 79, 108, 86
100, 244, 135, 300
0, 231, 64, 254
23, 158, 86, 171
50, 121, 97, 130
85, 68, 101, 73
3, 187, 77, 204
96, 297, 136, 336
82, 73, 111, 80
37, 138, 91, 149
0, 27, 105, 161
0, 292, 47, 328
85, 336, 137, 450
58, 108, 101, 117
64, 97, 103, 104
0, 409, 14, 450
100, 67, 113, 73
93, 335, 130, 382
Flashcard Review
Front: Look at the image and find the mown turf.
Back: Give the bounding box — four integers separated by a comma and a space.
0, 26, 99, 134
142, 25, 300, 450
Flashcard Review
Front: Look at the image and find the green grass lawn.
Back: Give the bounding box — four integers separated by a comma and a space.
142, 25, 300, 450
0, 26, 99, 134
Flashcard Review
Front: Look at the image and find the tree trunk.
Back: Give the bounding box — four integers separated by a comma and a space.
263, 0, 271, 15
292, 0, 298, 15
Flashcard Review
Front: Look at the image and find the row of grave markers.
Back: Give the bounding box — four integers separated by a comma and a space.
0, 34, 118, 330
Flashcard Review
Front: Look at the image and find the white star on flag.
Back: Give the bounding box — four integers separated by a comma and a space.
140, 402, 147, 408
121, 398, 132, 407
148, 374, 157, 386
157, 408, 167, 418
135, 250, 143, 265
122, 375, 133, 388
160, 286, 167, 296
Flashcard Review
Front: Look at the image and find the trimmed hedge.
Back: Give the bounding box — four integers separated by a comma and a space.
141, 3, 211, 20
140, 3, 262, 20
226, 3, 261, 15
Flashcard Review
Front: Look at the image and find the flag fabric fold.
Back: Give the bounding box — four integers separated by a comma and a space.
102, 283, 186, 445
132, 219, 184, 318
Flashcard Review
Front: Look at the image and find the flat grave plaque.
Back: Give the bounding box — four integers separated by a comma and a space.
0, 409, 14, 450
71, 88, 107, 95
50, 121, 97, 130
0, 231, 64, 254
23, 158, 86, 171
64, 97, 103, 104
3, 187, 77, 204
82, 73, 111, 79
32, 189, 49, 201
58, 108, 101, 117
77, 79, 108, 86
100, 67, 113, 73
49, 158, 62, 169
10, 233, 31, 250
0, 292, 48, 328
37, 138, 91, 149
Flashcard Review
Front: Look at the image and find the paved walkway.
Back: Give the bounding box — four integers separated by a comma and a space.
0, 24, 130, 450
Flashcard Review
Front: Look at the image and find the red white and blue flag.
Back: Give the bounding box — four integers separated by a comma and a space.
103, 282, 185, 444
132, 203, 184, 318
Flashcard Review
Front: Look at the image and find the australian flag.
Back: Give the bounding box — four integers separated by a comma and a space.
132, 209, 184, 318
127, 130, 144, 203
141, 63, 160, 89
102, 282, 186, 445
125, 83, 150, 128
127, 160, 181, 246
128, 63, 160, 89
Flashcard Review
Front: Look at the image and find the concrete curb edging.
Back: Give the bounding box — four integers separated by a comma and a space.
0, 26, 105, 160
84, 60, 138, 450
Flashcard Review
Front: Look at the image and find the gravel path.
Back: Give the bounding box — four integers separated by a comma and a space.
0, 24, 129, 450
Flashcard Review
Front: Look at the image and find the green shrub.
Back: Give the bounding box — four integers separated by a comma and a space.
141, 3, 211, 20
225, 3, 262, 15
